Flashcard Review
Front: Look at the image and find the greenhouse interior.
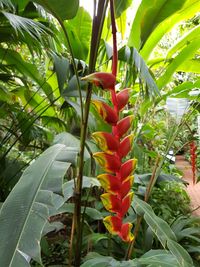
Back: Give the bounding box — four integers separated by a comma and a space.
0, 0, 200, 266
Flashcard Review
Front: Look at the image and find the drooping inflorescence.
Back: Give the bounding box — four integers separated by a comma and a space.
83, 72, 136, 242
190, 141, 197, 185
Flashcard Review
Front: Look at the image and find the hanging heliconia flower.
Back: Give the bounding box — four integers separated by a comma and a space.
190, 141, 197, 184
83, 72, 137, 242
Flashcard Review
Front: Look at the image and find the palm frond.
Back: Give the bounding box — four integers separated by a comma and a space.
2, 11, 51, 42
0, 0, 14, 10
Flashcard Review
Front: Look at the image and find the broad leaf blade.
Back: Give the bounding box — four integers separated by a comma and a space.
114, 0, 132, 18
167, 240, 193, 267
0, 48, 53, 100
119, 46, 160, 97
33, 0, 79, 20
167, 24, 200, 58
128, 0, 186, 50
0, 144, 71, 266
133, 197, 193, 267
140, 0, 200, 60
133, 197, 177, 247
64, 7, 92, 60
157, 38, 200, 89
139, 249, 179, 267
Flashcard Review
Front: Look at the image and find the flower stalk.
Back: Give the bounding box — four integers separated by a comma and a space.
83, 0, 137, 243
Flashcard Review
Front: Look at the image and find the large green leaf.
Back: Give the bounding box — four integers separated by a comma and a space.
33, 0, 79, 20
133, 197, 193, 267
11, 0, 29, 10
167, 240, 193, 267
114, 0, 132, 18
140, 0, 200, 60
178, 59, 200, 74
53, 132, 90, 160
139, 249, 179, 267
52, 53, 69, 93
167, 24, 200, 58
118, 46, 160, 97
81, 250, 180, 267
133, 197, 177, 246
0, 144, 72, 266
63, 176, 100, 202
0, 48, 53, 100
161, 79, 200, 100
157, 38, 200, 89
81, 252, 140, 267
64, 7, 92, 60
128, 0, 186, 50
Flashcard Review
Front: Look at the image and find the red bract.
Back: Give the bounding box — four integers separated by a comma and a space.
97, 173, 121, 193
81, 72, 116, 90
119, 134, 134, 158
93, 152, 121, 173
92, 132, 119, 153
84, 72, 136, 242
92, 100, 118, 125
117, 115, 134, 138
117, 88, 130, 111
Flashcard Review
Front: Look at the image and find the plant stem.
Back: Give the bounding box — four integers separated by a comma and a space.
68, 214, 75, 267
144, 156, 161, 202
125, 216, 142, 260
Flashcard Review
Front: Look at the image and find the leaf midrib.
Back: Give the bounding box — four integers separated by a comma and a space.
9, 147, 63, 266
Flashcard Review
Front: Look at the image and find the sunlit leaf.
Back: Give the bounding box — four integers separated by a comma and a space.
33, 0, 79, 20
157, 38, 200, 89
128, 0, 186, 50
114, 0, 132, 18
64, 7, 92, 60
140, 0, 200, 60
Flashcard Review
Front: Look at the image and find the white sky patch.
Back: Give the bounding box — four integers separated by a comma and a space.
79, 0, 141, 41
79, 0, 94, 17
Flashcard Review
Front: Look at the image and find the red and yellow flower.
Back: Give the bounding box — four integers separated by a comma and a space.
83, 72, 137, 242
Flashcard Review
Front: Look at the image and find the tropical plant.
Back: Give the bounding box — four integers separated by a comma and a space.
0, 0, 200, 266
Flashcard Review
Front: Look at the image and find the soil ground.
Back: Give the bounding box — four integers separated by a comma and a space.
175, 155, 200, 216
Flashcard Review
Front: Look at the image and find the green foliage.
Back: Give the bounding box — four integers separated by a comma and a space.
133, 197, 194, 266
157, 38, 200, 89
33, 0, 79, 20
128, 0, 186, 50
81, 250, 184, 267
150, 181, 190, 224
114, 0, 132, 18
64, 7, 92, 61
0, 144, 73, 266
0, 48, 53, 99
140, 0, 200, 60
118, 46, 160, 97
